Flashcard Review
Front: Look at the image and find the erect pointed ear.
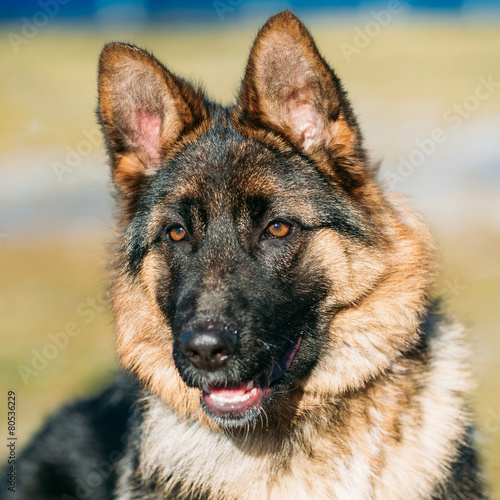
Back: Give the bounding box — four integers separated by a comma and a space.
98, 42, 207, 192
237, 11, 366, 177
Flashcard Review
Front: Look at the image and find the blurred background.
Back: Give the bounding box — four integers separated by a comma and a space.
1, 0, 499, 495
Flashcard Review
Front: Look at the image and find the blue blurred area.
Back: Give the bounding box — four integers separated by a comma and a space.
1, 0, 499, 24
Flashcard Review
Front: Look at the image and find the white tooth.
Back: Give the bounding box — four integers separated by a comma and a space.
246, 381, 254, 390
211, 392, 251, 403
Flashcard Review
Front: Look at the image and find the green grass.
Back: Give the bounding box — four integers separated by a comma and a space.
438, 232, 500, 496
0, 239, 116, 438
1, 21, 499, 496
1, 22, 499, 156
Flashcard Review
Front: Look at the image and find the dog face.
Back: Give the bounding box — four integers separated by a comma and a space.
98, 11, 434, 428
118, 128, 378, 427
135, 135, 333, 426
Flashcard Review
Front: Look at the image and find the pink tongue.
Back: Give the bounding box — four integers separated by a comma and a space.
208, 383, 248, 398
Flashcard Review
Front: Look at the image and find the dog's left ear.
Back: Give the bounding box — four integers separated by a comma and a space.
237, 11, 366, 179
98, 42, 207, 192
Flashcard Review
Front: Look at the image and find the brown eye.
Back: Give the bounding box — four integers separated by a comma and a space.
169, 226, 187, 242
267, 221, 291, 238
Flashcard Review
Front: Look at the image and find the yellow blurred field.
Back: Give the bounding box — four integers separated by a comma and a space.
1, 19, 499, 496
2, 21, 500, 153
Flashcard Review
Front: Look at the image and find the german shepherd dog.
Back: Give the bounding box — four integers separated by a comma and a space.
10, 10, 486, 500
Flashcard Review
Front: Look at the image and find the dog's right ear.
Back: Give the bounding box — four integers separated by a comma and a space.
236, 11, 367, 188
98, 42, 207, 192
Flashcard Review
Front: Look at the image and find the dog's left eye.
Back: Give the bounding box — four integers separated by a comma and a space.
168, 226, 187, 242
264, 221, 292, 239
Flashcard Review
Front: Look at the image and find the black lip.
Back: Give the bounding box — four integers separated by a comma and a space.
201, 396, 265, 427
258, 335, 302, 388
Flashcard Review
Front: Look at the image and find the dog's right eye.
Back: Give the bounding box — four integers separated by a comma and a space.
267, 221, 291, 238
168, 226, 187, 242
262, 220, 293, 240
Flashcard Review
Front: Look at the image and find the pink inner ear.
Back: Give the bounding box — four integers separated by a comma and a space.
132, 110, 162, 168
286, 88, 323, 150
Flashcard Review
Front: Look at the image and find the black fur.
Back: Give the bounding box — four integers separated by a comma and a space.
3, 376, 138, 500
5, 323, 486, 499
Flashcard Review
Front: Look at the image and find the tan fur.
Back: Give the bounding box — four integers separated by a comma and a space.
112, 178, 473, 499
114, 322, 471, 500
300, 192, 436, 397
100, 11, 482, 500
112, 252, 218, 428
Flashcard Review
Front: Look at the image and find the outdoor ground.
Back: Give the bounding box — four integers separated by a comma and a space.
1, 18, 499, 496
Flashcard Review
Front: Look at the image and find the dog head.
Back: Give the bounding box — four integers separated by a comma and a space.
98, 11, 435, 429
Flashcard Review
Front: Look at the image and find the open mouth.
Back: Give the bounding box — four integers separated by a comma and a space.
202, 336, 302, 422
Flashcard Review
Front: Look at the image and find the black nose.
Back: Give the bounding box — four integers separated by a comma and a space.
181, 324, 237, 371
